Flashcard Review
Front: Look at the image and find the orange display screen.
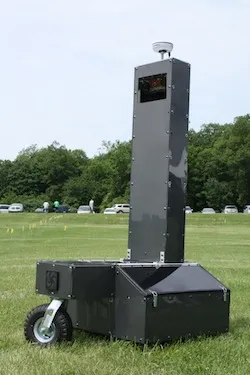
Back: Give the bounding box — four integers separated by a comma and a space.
139, 74, 166, 103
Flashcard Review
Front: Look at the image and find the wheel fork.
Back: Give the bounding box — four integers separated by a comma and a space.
39, 299, 64, 334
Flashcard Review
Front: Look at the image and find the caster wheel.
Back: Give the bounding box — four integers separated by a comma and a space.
24, 304, 72, 346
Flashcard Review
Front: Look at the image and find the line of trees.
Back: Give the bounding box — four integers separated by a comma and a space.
1, 115, 250, 212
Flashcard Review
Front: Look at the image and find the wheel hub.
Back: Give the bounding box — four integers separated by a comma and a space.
33, 317, 56, 344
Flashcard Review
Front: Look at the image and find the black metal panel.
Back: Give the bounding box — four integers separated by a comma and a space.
145, 291, 230, 343
113, 264, 230, 344
128, 60, 172, 263
36, 261, 230, 343
36, 261, 115, 299
67, 298, 114, 335
121, 266, 178, 290
128, 59, 189, 263
71, 265, 115, 299
166, 59, 190, 262
114, 268, 146, 342
36, 261, 73, 299
66, 300, 78, 327
144, 264, 227, 294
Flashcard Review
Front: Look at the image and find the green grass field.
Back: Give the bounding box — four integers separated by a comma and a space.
0, 213, 250, 375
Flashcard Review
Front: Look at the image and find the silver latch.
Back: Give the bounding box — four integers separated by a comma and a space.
149, 290, 158, 308
160, 251, 165, 263
221, 286, 227, 302
127, 249, 131, 260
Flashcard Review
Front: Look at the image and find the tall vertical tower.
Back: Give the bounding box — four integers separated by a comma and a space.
128, 42, 190, 263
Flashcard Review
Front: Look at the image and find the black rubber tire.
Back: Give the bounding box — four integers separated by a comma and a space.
24, 304, 73, 346
117, 211, 123, 214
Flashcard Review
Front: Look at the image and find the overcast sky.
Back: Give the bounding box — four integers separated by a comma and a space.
0, 0, 249, 160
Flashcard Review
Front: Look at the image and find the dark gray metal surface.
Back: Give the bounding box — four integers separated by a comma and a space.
114, 264, 229, 343
120, 265, 178, 290
72, 265, 114, 299
36, 260, 115, 299
67, 298, 114, 335
144, 264, 228, 294
166, 60, 190, 262
37, 260, 230, 343
128, 58, 190, 263
36, 262, 73, 299
114, 268, 146, 342
145, 291, 230, 343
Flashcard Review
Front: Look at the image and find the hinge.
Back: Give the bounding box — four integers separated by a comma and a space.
160, 251, 165, 263
221, 286, 227, 302
127, 249, 131, 260
149, 290, 158, 308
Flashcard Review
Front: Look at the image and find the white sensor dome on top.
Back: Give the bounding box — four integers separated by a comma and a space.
152, 42, 173, 60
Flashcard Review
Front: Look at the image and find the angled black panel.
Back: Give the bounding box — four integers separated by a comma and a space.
145, 265, 227, 294
145, 291, 230, 343
121, 266, 178, 290
114, 268, 146, 342
166, 59, 190, 262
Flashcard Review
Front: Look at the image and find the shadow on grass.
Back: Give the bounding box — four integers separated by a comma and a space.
230, 316, 250, 334
73, 330, 151, 350
71, 329, 230, 350
73, 330, 114, 346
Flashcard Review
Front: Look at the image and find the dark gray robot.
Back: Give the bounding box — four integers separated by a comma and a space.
24, 42, 230, 346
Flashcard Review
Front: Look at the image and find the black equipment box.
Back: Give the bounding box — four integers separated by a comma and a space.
36, 260, 230, 344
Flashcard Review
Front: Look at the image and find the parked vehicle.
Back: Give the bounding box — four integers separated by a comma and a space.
185, 206, 193, 214
223, 205, 238, 214
202, 208, 216, 214
103, 208, 117, 215
56, 205, 70, 213
113, 204, 130, 214
243, 205, 250, 214
8, 203, 24, 213
0, 204, 10, 213
77, 205, 91, 214
35, 208, 44, 213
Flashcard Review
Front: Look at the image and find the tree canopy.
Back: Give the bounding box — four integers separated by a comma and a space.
1, 115, 250, 212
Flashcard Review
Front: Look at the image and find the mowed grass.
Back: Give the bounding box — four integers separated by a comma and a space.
0, 213, 250, 375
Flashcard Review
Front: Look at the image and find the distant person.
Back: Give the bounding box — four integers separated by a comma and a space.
89, 199, 94, 213
43, 201, 49, 213
53, 200, 59, 212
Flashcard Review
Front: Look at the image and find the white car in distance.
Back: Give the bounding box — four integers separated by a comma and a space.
185, 206, 193, 214
103, 208, 117, 215
243, 205, 250, 214
8, 203, 24, 213
77, 205, 91, 214
113, 204, 130, 214
202, 208, 216, 214
223, 205, 238, 214
0, 204, 10, 213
